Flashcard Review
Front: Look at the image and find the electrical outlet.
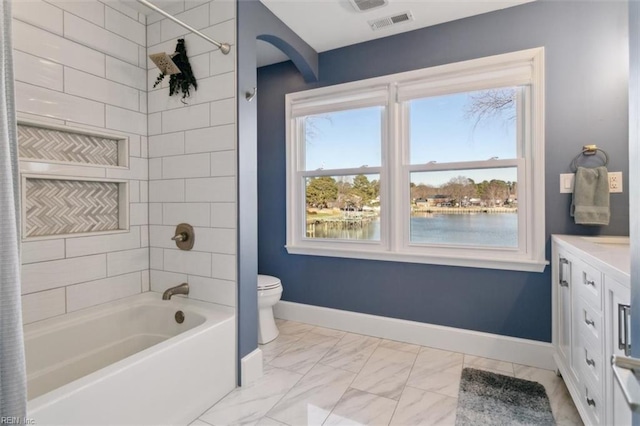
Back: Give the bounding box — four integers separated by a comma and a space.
609, 171, 623, 193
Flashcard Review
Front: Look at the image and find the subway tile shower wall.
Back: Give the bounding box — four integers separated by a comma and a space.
147, 0, 237, 308
13, 0, 238, 324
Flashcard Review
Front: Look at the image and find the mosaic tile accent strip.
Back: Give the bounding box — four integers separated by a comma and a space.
18, 124, 120, 166
25, 179, 120, 237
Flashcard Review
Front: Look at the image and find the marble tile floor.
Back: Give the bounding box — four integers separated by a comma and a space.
194, 319, 583, 426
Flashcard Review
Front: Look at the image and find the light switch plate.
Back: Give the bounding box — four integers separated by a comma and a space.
560, 172, 623, 193
560, 173, 574, 193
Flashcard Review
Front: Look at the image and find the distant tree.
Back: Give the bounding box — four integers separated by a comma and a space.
476, 180, 490, 200
481, 179, 510, 206
442, 176, 476, 205
352, 174, 377, 206
338, 192, 362, 210
306, 176, 338, 208
370, 179, 380, 202
411, 183, 436, 201
333, 179, 351, 208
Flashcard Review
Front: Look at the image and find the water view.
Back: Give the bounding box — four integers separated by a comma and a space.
307, 213, 518, 248
410, 213, 517, 247
302, 87, 521, 249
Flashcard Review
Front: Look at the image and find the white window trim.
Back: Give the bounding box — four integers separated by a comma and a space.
285, 48, 547, 273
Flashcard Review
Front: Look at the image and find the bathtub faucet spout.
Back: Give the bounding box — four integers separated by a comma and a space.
162, 283, 189, 300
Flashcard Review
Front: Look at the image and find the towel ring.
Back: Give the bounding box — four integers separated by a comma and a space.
570, 147, 609, 172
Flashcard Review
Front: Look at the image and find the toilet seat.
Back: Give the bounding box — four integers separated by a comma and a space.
258, 274, 281, 291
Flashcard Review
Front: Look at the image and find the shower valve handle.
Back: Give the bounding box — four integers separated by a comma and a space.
171, 233, 188, 242
171, 223, 194, 250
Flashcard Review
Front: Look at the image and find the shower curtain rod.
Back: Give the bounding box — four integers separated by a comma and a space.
136, 0, 231, 54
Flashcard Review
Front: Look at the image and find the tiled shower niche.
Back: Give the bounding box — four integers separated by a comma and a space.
17, 121, 131, 240
22, 175, 129, 239
18, 122, 129, 168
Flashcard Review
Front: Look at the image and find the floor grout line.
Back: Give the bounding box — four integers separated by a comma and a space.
261, 371, 305, 426
318, 362, 361, 426
385, 343, 424, 425
265, 321, 345, 426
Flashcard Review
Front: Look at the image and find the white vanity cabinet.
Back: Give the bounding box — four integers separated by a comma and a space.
552, 235, 631, 426
604, 276, 632, 426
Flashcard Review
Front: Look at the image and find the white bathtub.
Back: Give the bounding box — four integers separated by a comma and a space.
24, 292, 236, 425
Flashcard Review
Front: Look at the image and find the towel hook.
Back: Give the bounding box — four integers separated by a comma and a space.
570, 145, 609, 172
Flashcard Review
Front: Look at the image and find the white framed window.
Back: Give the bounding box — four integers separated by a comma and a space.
285, 48, 547, 272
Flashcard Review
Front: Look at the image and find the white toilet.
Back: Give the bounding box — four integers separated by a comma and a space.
257, 274, 283, 344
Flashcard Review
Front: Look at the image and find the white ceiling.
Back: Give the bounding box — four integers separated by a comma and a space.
121, 0, 536, 68
257, 0, 535, 67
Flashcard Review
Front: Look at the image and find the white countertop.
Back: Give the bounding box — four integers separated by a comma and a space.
552, 235, 630, 285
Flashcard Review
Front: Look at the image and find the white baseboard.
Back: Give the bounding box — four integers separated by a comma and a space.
274, 301, 555, 370
240, 348, 263, 387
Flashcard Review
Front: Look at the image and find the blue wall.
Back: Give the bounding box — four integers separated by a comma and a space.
257, 0, 629, 343
236, 0, 257, 374
236, 0, 317, 380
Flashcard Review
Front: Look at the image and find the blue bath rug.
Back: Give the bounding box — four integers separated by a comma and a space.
455, 368, 555, 426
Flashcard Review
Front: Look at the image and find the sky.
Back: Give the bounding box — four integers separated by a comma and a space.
304, 88, 519, 186
305, 106, 382, 170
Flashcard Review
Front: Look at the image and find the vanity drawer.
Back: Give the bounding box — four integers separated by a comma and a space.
580, 379, 604, 426
574, 261, 602, 310
577, 332, 604, 393
576, 297, 603, 346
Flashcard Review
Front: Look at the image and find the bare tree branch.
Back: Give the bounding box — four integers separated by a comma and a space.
305, 115, 333, 144
464, 88, 516, 130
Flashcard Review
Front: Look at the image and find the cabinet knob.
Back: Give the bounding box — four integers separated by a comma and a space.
585, 317, 595, 327
586, 397, 596, 407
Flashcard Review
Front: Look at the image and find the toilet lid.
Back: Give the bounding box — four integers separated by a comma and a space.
258, 274, 281, 290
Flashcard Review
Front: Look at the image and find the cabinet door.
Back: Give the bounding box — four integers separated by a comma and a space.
604, 276, 632, 426
555, 248, 574, 367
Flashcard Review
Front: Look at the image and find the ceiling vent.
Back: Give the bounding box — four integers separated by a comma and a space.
368, 11, 414, 31
348, 0, 388, 12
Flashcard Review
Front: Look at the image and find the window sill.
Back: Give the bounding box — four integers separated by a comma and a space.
285, 245, 549, 273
